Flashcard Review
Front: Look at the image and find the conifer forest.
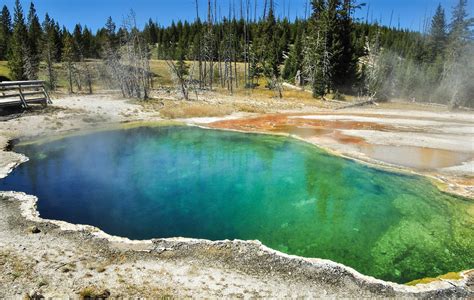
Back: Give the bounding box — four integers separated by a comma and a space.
0, 0, 472, 105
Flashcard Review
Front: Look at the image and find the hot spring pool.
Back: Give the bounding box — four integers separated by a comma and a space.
1, 125, 473, 283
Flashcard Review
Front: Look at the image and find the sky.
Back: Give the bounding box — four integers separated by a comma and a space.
2, 0, 473, 32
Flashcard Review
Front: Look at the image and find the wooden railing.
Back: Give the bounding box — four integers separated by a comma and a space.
0, 80, 52, 108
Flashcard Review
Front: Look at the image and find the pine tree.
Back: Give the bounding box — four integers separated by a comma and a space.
73, 24, 83, 60
42, 13, 57, 89
444, 0, 473, 108
303, 0, 359, 96
314, 32, 332, 97
260, 0, 282, 96
176, 40, 189, 77
447, 0, 473, 60
62, 32, 75, 93
427, 4, 447, 61
262, 1, 278, 76
332, 0, 358, 90
170, 38, 190, 99
8, 0, 28, 80
248, 42, 262, 86
104, 16, 118, 51
82, 26, 93, 58
0, 5, 12, 61
26, 2, 42, 79
282, 33, 303, 82
304, 0, 333, 97
144, 19, 158, 44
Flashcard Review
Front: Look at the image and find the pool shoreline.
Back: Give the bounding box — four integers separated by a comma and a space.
0, 91, 473, 297
0, 122, 472, 297
1, 190, 473, 297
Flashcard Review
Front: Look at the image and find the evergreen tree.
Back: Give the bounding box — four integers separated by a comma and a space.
26, 2, 41, 79
304, 0, 333, 97
332, 0, 358, 90
447, 0, 473, 60
0, 5, 12, 61
325, 0, 340, 91
8, 0, 28, 80
444, 0, 473, 108
427, 4, 447, 61
0, 0, 468, 105
82, 26, 93, 58
164, 29, 189, 99
303, 0, 360, 96
261, 0, 280, 83
176, 39, 189, 79
313, 31, 332, 97
42, 13, 57, 89
282, 32, 303, 82
143, 18, 158, 44
248, 42, 262, 86
73, 24, 83, 60
103, 16, 119, 54
51, 20, 63, 61
62, 32, 75, 93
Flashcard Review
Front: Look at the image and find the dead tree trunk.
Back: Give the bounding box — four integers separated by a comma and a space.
102, 11, 151, 100
166, 60, 189, 100
67, 62, 74, 94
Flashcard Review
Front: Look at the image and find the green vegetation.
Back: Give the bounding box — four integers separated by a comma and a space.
7, 0, 28, 80
0, 0, 472, 105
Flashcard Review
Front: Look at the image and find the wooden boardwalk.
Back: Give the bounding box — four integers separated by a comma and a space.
0, 80, 52, 109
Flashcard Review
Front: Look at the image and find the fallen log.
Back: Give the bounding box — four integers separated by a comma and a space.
335, 99, 378, 110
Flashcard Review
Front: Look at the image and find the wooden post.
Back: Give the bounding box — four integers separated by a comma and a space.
18, 84, 29, 109
41, 85, 52, 105
0, 80, 51, 109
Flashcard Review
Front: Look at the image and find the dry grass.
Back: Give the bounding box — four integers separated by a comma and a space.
0, 61, 9, 79
0, 59, 353, 106
150, 60, 249, 88
149, 60, 174, 86
230, 85, 329, 106
233, 103, 268, 113
376, 100, 450, 111
159, 102, 235, 119
0, 60, 108, 92
79, 286, 110, 299
0, 250, 34, 281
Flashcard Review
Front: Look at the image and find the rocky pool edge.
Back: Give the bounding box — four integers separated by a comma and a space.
0, 122, 473, 297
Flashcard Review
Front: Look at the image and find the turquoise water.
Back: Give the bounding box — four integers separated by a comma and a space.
1, 126, 472, 283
